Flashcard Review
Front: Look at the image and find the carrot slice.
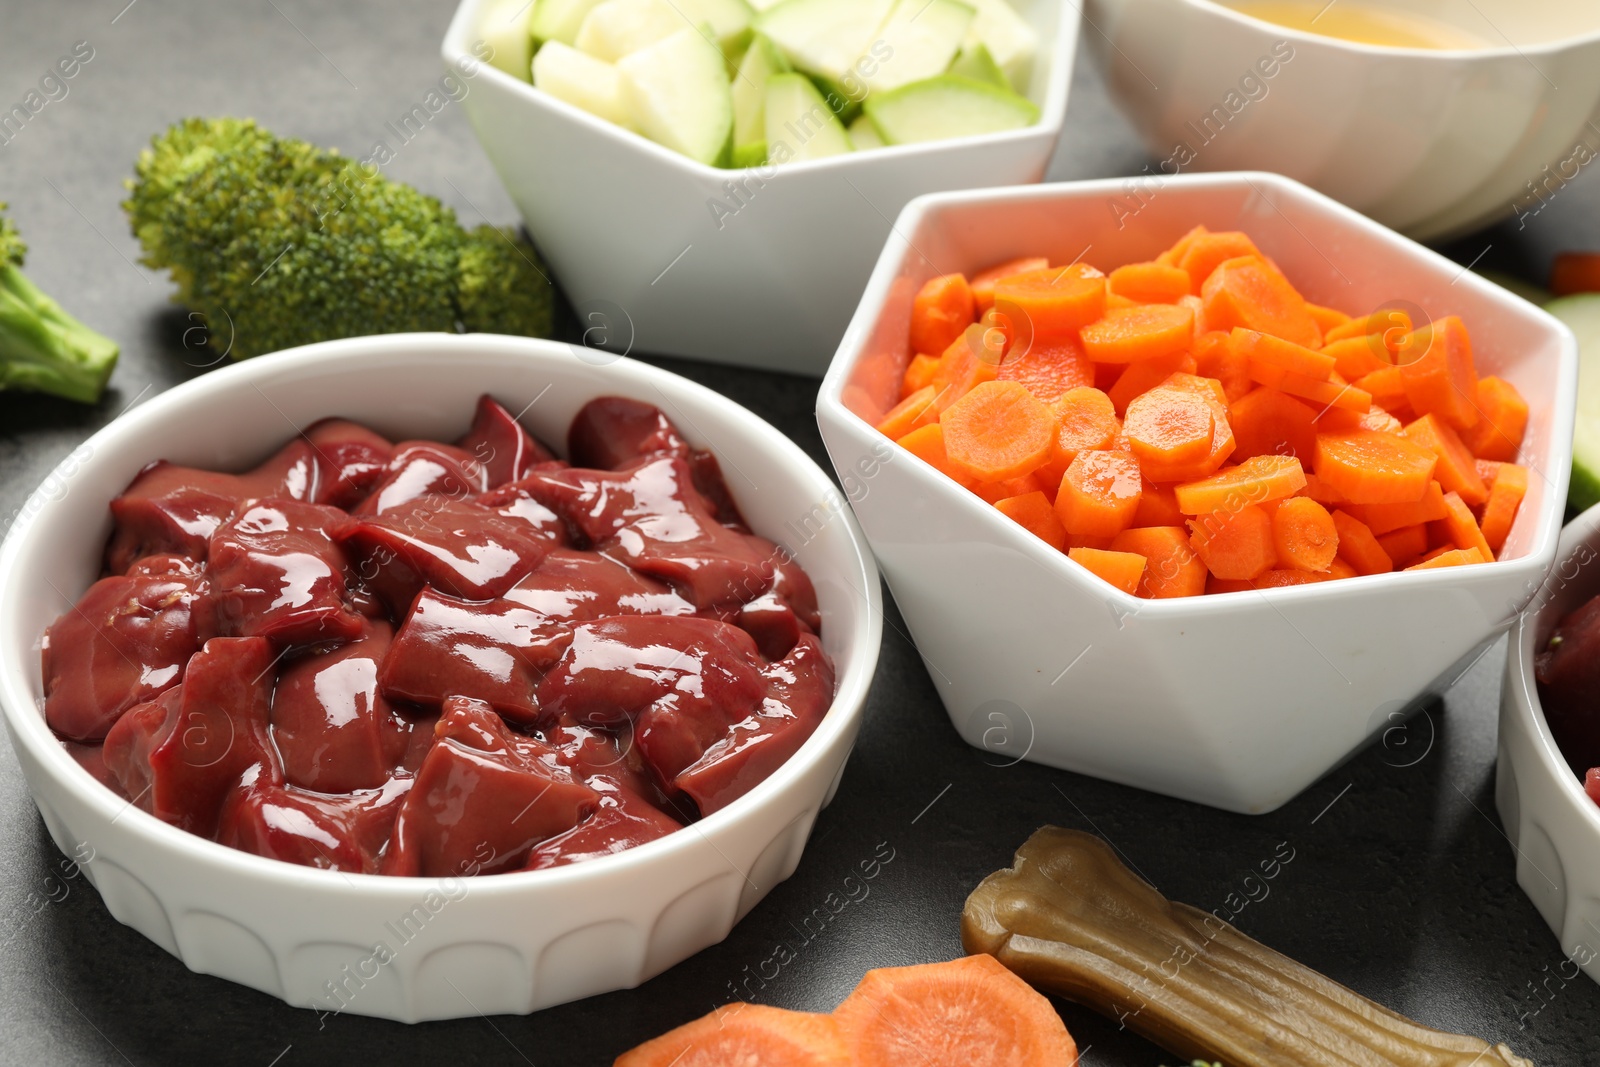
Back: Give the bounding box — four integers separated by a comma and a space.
1479, 462, 1528, 556
1124, 388, 1214, 466
1106, 351, 1197, 417
1331, 509, 1393, 575
997, 336, 1094, 404
616, 1004, 848, 1067
1307, 302, 1352, 334
1301, 472, 1348, 506
1459, 375, 1529, 462
1401, 412, 1488, 506
973, 472, 1049, 505
1110, 526, 1208, 598
1352, 367, 1407, 413
1068, 546, 1146, 594
1271, 496, 1339, 572
1271, 371, 1373, 414
1055, 450, 1143, 538
993, 265, 1108, 342
897, 424, 974, 488
1406, 546, 1488, 571
1043, 386, 1119, 483
932, 324, 1005, 412
1207, 575, 1257, 594
1376, 523, 1428, 567
971, 256, 1050, 312
1177, 231, 1262, 293
1135, 372, 1237, 483
1325, 308, 1413, 347
1156, 224, 1209, 268
1230, 387, 1318, 464
1134, 482, 1184, 526
1253, 568, 1335, 588
1193, 329, 1252, 402
996, 491, 1068, 550
911, 273, 977, 360
1436, 489, 1494, 561
903, 353, 941, 396
1201, 255, 1321, 349
1109, 261, 1192, 304
1322, 335, 1392, 380
942, 380, 1053, 481
1347, 479, 1450, 534
1395, 316, 1480, 430
1313, 431, 1438, 504
1550, 252, 1600, 297
1188, 504, 1276, 580
1173, 454, 1305, 514
1231, 328, 1336, 382
1080, 304, 1195, 363
875, 385, 939, 439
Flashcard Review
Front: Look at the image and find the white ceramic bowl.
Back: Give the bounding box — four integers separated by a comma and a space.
816, 171, 1576, 814
1498, 502, 1600, 985
0, 334, 881, 1022
1083, 0, 1600, 241
441, 0, 1078, 375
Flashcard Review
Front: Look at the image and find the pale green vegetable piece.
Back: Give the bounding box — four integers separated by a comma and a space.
533, 41, 635, 129
961, 0, 1038, 92
863, 0, 974, 94
530, 0, 605, 45
756, 0, 894, 86
863, 74, 1038, 145
618, 27, 734, 164
479, 0, 536, 80
576, 0, 682, 61
731, 33, 790, 168
1546, 293, 1600, 510
948, 40, 1008, 89
763, 72, 852, 164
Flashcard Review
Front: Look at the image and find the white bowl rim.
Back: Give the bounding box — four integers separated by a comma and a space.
441, 0, 1077, 181
0, 332, 884, 899
816, 168, 1578, 618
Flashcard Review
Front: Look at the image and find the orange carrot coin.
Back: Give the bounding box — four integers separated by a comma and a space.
1313, 431, 1438, 504
1401, 412, 1488, 506
997, 336, 1094, 403
993, 264, 1108, 341
1177, 231, 1262, 293
875, 385, 939, 440
1068, 546, 1147, 594
1331, 510, 1393, 575
995, 491, 1068, 551
971, 256, 1050, 312
1395, 316, 1480, 430
1080, 303, 1196, 363
1124, 388, 1215, 466
1201, 255, 1321, 349
1055, 450, 1143, 538
1108, 261, 1192, 304
910, 273, 977, 360
616, 1004, 848, 1067
1110, 526, 1208, 598
1272, 497, 1339, 572
1347, 479, 1450, 535
1406, 546, 1488, 570
903, 353, 941, 395
1479, 462, 1528, 556
1459, 375, 1529, 462
1188, 504, 1276, 580
1325, 308, 1413, 347
1173, 454, 1306, 514
942, 380, 1054, 482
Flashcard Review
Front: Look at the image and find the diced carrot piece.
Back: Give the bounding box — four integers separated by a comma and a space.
616, 1003, 848, 1067
1479, 462, 1527, 556
1313, 431, 1438, 504
1110, 526, 1208, 598
1327, 557, 1359, 580
1080, 303, 1195, 364
1173, 454, 1305, 514
1307, 302, 1352, 334
1231, 328, 1336, 383
903, 353, 941, 395
1201, 255, 1321, 349
1065, 531, 1114, 551
1156, 224, 1209, 268
1068, 546, 1146, 594
1301, 472, 1348, 506
1272, 496, 1339, 572
1459, 375, 1529, 462
1325, 308, 1413, 347
1044, 386, 1120, 482
1323, 335, 1392, 380
1272, 371, 1373, 414
1134, 482, 1184, 526
1207, 575, 1257, 594
1550, 252, 1600, 297
1353, 366, 1407, 410
1055, 450, 1143, 538
1109, 261, 1192, 304
942, 381, 1054, 481
897, 424, 974, 487
993, 265, 1108, 341
1253, 568, 1334, 588
1230, 387, 1318, 463
1194, 329, 1252, 402
1406, 546, 1488, 571
875, 385, 939, 439
1315, 405, 1398, 435
932, 325, 1004, 412
1178, 232, 1262, 293
1331, 510, 1393, 575
1124, 388, 1215, 466
971, 256, 1050, 312
1160, 370, 1229, 409
1376, 523, 1428, 567
995, 335, 1094, 404
1437, 489, 1494, 561
1348, 479, 1450, 534
1476, 457, 1502, 486
1401, 412, 1488, 506
1188, 504, 1276, 580
1105, 292, 1137, 309
1395, 316, 1480, 430
1106, 351, 1197, 417
910, 274, 977, 360
972, 472, 1049, 504
995, 491, 1068, 551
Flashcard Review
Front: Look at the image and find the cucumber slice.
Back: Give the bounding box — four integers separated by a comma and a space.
961, 0, 1039, 92
863, 74, 1039, 145
948, 40, 1008, 89
618, 28, 733, 164
847, 113, 883, 151
575, 0, 682, 61
678, 0, 756, 59
1546, 294, 1600, 511
533, 41, 634, 129
756, 0, 893, 87
530, 0, 604, 45
864, 0, 974, 94
480, 0, 536, 81
763, 72, 852, 165
731, 32, 789, 165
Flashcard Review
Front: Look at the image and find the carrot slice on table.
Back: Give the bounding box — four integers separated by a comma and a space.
1201, 255, 1321, 348
1124, 388, 1214, 466
897, 424, 974, 487
1550, 251, 1600, 297
1347, 479, 1450, 534
1068, 546, 1147, 594
1055, 450, 1143, 538
1479, 462, 1528, 556
1230, 387, 1318, 463
1111, 526, 1208, 598
993, 265, 1108, 341
1108, 261, 1191, 304
1331, 509, 1393, 575
1106, 351, 1197, 416
1395, 316, 1480, 430
1401, 412, 1488, 506
942, 380, 1054, 481
1435, 489, 1494, 561
973, 472, 1048, 505
1193, 329, 1252, 402
1376, 523, 1429, 567
875, 385, 939, 439
1313, 431, 1438, 504
1459, 375, 1530, 461
1406, 546, 1488, 571
1188, 503, 1276, 580
1080, 304, 1195, 363
1272, 496, 1339, 572
1323, 335, 1393, 380
1134, 482, 1185, 526
911, 273, 977, 360
615, 1004, 848, 1067
1173, 454, 1306, 514
997, 336, 1094, 403
903, 353, 941, 395
996, 491, 1068, 550
1177, 231, 1262, 293
933, 324, 1004, 411
1325, 308, 1413, 346
971, 256, 1050, 312
1307, 302, 1352, 334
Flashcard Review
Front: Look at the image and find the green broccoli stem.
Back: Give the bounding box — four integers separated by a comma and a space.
0, 263, 119, 404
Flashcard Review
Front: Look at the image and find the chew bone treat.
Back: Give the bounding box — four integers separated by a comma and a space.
961, 827, 1534, 1067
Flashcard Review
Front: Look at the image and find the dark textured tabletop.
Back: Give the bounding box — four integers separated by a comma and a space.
4, 3, 1599, 1065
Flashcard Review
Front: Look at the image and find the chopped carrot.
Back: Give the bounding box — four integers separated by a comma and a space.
1134, 482, 1184, 526
1271, 497, 1339, 572
1307, 302, 1352, 334
1479, 462, 1528, 556
971, 256, 1049, 312
1327, 557, 1359, 580
1313, 431, 1438, 504
1107, 351, 1197, 417
1156, 224, 1209, 268
1160, 370, 1228, 409
875, 385, 939, 439
1105, 292, 1136, 310
910, 274, 977, 360
1253, 568, 1334, 588
1080, 303, 1195, 363
997, 336, 1094, 403
1044, 387, 1119, 483
1395, 316, 1480, 430
1550, 252, 1600, 297
1331, 510, 1393, 575
996, 491, 1068, 551
1177, 231, 1262, 293
1194, 329, 1253, 402
1201, 255, 1321, 349
993, 265, 1108, 341
1231, 328, 1336, 382
1207, 575, 1257, 594
1065, 531, 1114, 551
615, 1004, 848, 1067
1110, 526, 1208, 598
1401, 413, 1488, 506
1230, 387, 1318, 464
942, 381, 1054, 481
1436, 489, 1494, 561
1055, 450, 1143, 538
1270, 371, 1373, 414
832, 955, 1078, 1067
1325, 308, 1413, 347
1317, 404, 1401, 435
1376, 523, 1428, 567
1109, 261, 1192, 304
1406, 546, 1488, 571
1136, 373, 1236, 483
1301, 472, 1348, 506
1353, 366, 1407, 410
1348, 480, 1450, 535
897, 424, 974, 487
1124, 388, 1215, 466
932, 325, 1004, 412
903, 353, 941, 395
1322, 335, 1392, 380
1068, 546, 1146, 594
1188, 504, 1276, 580
1459, 375, 1529, 462
1173, 454, 1305, 514
973, 472, 1049, 505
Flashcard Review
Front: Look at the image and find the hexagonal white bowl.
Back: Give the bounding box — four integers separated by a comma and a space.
816, 171, 1576, 814
1498, 502, 1600, 986
0, 334, 882, 1022
442, 0, 1078, 375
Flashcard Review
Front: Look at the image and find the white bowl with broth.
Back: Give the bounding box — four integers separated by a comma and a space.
1083, 0, 1600, 240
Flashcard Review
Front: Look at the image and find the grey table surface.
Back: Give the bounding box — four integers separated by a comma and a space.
3, 2, 1600, 1065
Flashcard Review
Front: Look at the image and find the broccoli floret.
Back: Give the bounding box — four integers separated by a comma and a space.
124, 117, 554, 361
0, 202, 120, 404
